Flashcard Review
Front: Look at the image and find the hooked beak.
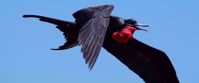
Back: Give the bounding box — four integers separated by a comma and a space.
134, 23, 150, 32
135, 23, 150, 27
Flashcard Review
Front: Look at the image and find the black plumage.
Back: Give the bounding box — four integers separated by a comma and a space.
23, 5, 179, 83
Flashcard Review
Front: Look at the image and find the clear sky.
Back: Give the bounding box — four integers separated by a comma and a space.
1, 0, 199, 83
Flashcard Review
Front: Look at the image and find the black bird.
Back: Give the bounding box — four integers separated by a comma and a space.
23, 5, 179, 83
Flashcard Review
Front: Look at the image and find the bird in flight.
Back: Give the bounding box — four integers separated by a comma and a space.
23, 5, 179, 83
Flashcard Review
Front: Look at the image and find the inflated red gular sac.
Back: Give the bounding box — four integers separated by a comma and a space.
112, 25, 146, 43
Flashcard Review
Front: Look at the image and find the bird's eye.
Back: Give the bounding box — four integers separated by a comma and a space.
125, 19, 137, 26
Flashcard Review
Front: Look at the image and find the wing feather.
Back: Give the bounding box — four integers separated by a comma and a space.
73, 5, 114, 69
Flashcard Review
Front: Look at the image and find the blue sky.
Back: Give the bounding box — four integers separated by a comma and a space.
1, 0, 199, 83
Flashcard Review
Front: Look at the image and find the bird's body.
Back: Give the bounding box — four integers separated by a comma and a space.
23, 5, 179, 83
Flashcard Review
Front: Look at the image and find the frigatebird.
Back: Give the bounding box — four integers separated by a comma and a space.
23, 5, 179, 83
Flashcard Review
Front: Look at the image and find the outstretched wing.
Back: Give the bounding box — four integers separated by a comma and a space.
23, 15, 78, 50
73, 5, 114, 69
103, 38, 179, 83
126, 38, 179, 83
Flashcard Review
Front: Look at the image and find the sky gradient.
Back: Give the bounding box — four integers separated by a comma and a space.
1, 0, 199, 83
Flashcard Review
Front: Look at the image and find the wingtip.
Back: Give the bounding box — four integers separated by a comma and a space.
51, 48, 63, 50
22, 15, 35, 18
22, 15, 29, 18
88, 66, 94, 71
22, 15, 42, 18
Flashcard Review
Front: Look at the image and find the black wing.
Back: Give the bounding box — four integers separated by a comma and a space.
23, 15, 78, 50
103, 38, 179, 83
73, 5, 114, 69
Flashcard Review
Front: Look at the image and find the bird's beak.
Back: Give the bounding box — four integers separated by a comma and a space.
135, 23, 150, 27
134, 23, 150, 32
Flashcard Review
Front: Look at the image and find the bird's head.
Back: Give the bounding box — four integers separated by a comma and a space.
112, 19, 150, 43
125, 19, 150, 32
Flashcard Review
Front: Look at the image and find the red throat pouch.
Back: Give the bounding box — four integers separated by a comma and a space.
112, 26, 136, 43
